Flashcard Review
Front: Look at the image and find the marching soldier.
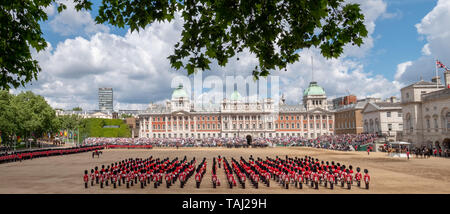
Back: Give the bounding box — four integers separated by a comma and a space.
126, 170, 131, 188
83, 170, 89, 188
165, 172, 172, 188
140, 170, 146, 189
94, 166, 99, 184
100, 171, 104, 188
195, 172, 202, 188
355, 167, 362, 187
90, 169, 95, 186
364, 169, 370, 189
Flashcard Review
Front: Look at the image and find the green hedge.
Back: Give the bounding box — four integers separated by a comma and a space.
80, 118, 131, 140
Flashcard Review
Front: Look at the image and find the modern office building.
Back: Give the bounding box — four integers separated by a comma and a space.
99, 88, 113, 112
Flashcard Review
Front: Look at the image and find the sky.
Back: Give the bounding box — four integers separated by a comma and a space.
13, 0, 450, 110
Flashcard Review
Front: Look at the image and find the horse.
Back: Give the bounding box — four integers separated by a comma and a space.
92, 150, 103, 158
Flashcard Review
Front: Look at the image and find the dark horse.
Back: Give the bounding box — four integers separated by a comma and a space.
92, 150, 103, 158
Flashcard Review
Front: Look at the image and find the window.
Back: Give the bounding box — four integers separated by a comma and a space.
426, 118, 430, 129
398, 112, 402, 117
446, 112, 450, 130
388, 124, 392, 131
310, 123, 313, 128
316, 123, 320, 128
297, 123, 300, 129
329, 123, 333, 129
207, 124, 210, 129
292, 123, 295, 129
323, 123, 326, 128
304, 124, 307, 129
387, 112, 391, 117
197, 124, 200, 129
434, 118, 439, 129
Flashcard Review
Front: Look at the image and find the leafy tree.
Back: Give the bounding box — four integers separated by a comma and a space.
120, 113, 133, 119
0, 90, 17, 144
11, 91, 56, 140
72, 107, 83, 111
1, 0, 367, 89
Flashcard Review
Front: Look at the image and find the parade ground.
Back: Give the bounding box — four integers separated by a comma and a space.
1, 147, 450, 194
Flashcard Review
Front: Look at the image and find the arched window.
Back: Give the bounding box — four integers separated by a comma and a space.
447, 112, 450, 131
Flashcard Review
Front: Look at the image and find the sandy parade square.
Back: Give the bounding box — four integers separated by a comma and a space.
1, 147, 450, 194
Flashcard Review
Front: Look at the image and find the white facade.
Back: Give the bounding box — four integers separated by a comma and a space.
138, 82, 335, 139
362, 102, 403, 141
400, 75, 450, 148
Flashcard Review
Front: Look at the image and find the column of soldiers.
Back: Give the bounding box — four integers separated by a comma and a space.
194, 158, 207, 188
1, 145, 104, 164
222, 157, 237, 188
211, 157, 221, 188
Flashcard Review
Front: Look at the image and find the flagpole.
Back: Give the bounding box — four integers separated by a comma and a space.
435, 59, 439, 88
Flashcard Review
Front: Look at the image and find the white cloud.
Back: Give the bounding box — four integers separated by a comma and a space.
396, 0, 450, 85
342, 0, 388, 58
49, 0, 109, 36
395, 61, 413, 80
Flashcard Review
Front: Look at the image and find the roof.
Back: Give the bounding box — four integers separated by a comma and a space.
403, 80, 444, 89
303, 81, 326, 96
422, 88, 450, 102
362, 102, 401, 113
171, 84, 188, 99
373, 102, 402, 108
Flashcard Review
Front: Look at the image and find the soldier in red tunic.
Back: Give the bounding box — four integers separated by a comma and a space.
345, 169, 353, 190
195, 172, 202, 188
212, 173, 219, 188
100, 171, 105, 188
126, 170, 131, 188
327, 168, 335, 190
83, 170, 89, 188
112, 171, 118, 188
90, 169, 95, 186
364, 169, 370, 189
165, 172, 172, 188
140, 170, 146, 189
94, 166, 99, 184
355, 167, 362, 187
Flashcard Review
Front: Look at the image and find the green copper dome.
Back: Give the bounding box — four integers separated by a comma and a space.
172, 84, 188, 99
303, 81, 326, 96
230, 90, 242, 101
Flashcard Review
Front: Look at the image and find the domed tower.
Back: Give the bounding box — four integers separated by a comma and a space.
230, 90, 242, 102
303, 81, 327, 110
170, 84, 190, 112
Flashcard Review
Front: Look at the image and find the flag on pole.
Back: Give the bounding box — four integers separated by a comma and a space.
436, 60, 449, 71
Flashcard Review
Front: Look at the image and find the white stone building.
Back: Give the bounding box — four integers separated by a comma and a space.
400, 71, 450, 149
138, 82, 335, 139
361, 102, 403, 141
